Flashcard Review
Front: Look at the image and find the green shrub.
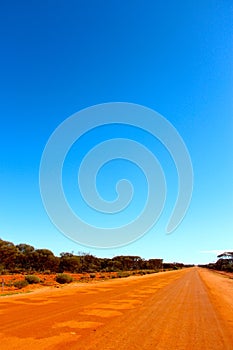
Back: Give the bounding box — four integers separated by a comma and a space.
117, 272, 130, 278
14, 280, 29, 289
25, 275, 41, 284
55, 273, 73, 284
89, 273, 96, 279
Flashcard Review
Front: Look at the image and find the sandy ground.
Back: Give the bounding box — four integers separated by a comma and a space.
0, 267, 233, 350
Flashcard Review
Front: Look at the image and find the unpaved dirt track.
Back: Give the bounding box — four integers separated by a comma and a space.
1, 267, 233, 350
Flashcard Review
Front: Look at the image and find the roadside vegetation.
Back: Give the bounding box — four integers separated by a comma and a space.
0, 238, 193, 291
199, 252, 233, 273
55, 273, 73, 284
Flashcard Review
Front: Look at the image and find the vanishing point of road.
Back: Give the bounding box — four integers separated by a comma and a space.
1, 267, 233, 350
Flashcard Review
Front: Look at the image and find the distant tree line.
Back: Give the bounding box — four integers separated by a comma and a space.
199, 252, 233, 272
0, 238, 192, 274
0, 238, 164, 274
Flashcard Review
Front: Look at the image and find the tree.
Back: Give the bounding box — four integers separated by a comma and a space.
217, 252, 233, 259
59, 253, 81, 273
15, 243, 35, 271
147, 259, 163, 270
31, 249, 59, 272
215, 252, 233, 272
0, 239, 18, 270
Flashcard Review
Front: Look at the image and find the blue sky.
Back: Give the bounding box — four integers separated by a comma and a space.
0, 1, 232, 264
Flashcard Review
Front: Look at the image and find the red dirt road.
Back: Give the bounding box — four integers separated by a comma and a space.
1, 268, 233, 350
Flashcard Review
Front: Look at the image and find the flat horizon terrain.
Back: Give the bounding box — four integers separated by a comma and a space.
1, 267, 233, 349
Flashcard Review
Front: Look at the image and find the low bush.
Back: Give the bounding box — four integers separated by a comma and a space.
25, 275, 41, 284
14, 280, 29, 289
117, 272, 130, 278
55, 273, 73, 284
89, 273, 96, 279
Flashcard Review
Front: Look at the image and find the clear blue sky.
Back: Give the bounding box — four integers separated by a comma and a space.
0, 1, 232, 264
